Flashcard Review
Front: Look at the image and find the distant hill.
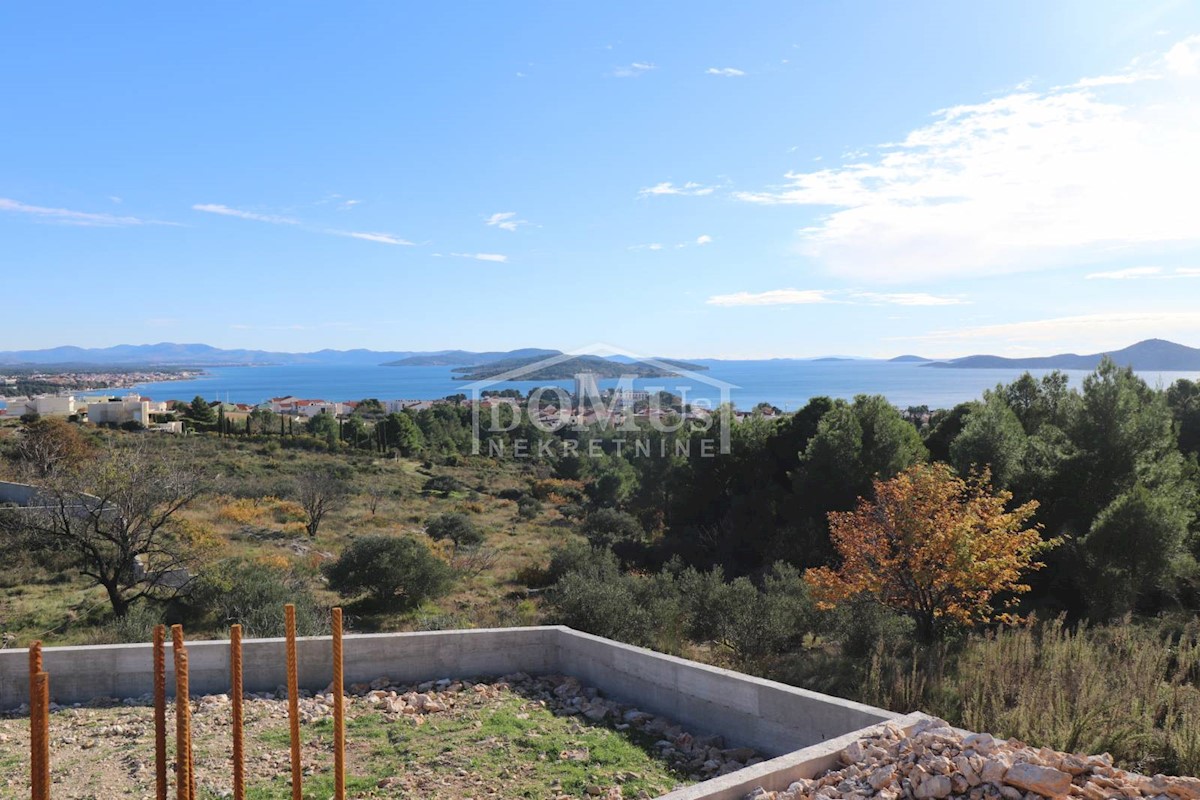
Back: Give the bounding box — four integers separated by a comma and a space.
453, 354, 708, 381
889, 354, 932, 363
0, 343, 559, 368
382, 349, 560, 367
927, 339, 1200, 370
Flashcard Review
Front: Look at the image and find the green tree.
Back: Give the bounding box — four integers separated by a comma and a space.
950, 392, 1028, 489
580, 507, 644, 549
187, 395, 216, 426
425, 512, 484, 548
323, 535, 453, 610
1083, 484, 1193, 618
383, 412, 425, 456
305, 412, 339, 447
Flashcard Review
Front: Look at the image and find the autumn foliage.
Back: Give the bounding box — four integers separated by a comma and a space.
805, 462, 1053, 641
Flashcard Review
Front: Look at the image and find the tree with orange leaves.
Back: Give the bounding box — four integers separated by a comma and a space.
805, 462, 1053, 641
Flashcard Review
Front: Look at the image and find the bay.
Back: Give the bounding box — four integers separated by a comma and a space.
45, 361, 1200, 412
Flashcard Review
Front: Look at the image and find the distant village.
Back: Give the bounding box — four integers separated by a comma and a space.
0, 370, 776, 432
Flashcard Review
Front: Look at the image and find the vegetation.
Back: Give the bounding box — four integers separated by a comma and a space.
2, 356, 1199, 773
323, 535, 453, 610
806, 463, 1050, 641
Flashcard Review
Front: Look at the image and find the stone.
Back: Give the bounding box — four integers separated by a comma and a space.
915, 774, 953, 799
1003, 763, 1072, 797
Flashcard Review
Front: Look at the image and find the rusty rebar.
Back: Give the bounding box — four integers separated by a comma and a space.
230, 624, 244, 800
332, 607, 345, 800
285, 604, 302, 800
153, 625, 167, 800
33, 670, 50, 800
28, 640, 44, 800
174, 641, 190, 800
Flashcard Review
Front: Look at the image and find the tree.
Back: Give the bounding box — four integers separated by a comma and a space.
949, 392, 1028, 489
305, 413, 339, 447
186, 395, 216, 426
580, 507, 644, 549
805, 463, 1050, 642
14, 417, 93, 479
323, 535, 453, 610
295, 469, 349, 538
382, 412, 424, 456
1082, 484, 1192, 618
425, 512, 484, 548
16, 442, 204, 617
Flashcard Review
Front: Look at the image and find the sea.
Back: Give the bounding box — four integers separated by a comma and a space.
14, 361, 1199, 413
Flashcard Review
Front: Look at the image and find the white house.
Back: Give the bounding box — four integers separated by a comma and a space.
87, 394, 151, 427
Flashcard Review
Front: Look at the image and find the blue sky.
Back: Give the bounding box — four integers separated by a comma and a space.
2, 2, 1199, 359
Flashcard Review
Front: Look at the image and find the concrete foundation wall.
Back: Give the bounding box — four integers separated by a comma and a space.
0, 626, 895, 764
556, 629, 895, 756
0, 627, 559, 708
0, 480, 41, 506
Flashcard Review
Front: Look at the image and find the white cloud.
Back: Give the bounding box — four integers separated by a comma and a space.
1165, 34, 1200, 77
1086, 266, 1200, 279
735, 36, 1200, 282
611, 62, 656, 78
193, 203, 299, 225
851, 292, 968, 306
335, 231, 414, 246
706, 67, 746, 77
195, 202, 411, 245
629, 243, 665, 251
696, 234, 713, 245
1086, 266, 1163, 279
638, 181, 715, 197
485, 211, 530, 232
707, 289, 832, 306
0, 197, 171, 227
452, 252, 508, 263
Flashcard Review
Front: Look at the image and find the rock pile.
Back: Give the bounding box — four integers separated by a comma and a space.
744, 717, 1200, 800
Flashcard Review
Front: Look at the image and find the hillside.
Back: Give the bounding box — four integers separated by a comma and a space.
452, 354, 708, 381
928, 339, 1200, 370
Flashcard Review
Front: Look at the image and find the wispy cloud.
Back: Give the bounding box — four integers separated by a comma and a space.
333, 230, 414, 245
638, 181, 715, 197
1086, 266, 1163, 279
629, 243, 665, 252
707, 289, 833, 306
734, 35, 1200, 282
1, 197, 174, 227
452, 252, 508, 263
193, 203, 299, 225
706, 67, 746, 77
708, 288, 967, 307
194, 203, 412, 245
851, 292, 969, 306
696, 234, 713, 245
485, 211, 531, 232
611, 62, 656, 78
1086, 265, 1199, 279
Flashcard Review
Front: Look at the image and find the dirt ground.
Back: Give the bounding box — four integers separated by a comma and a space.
0, 673, 763, 799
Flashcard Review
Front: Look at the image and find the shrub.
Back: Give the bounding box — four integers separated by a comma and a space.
425, 512, 484, 547
422, 475, 465, 495
580, 508, 644, 549
322, 535, 453, 611
516, 495, 542, 520
188, 559, 327, 637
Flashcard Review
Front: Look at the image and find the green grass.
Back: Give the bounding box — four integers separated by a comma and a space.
243, 695, 685, 799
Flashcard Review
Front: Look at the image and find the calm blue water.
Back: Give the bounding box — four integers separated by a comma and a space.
22, 361, 1199, 412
